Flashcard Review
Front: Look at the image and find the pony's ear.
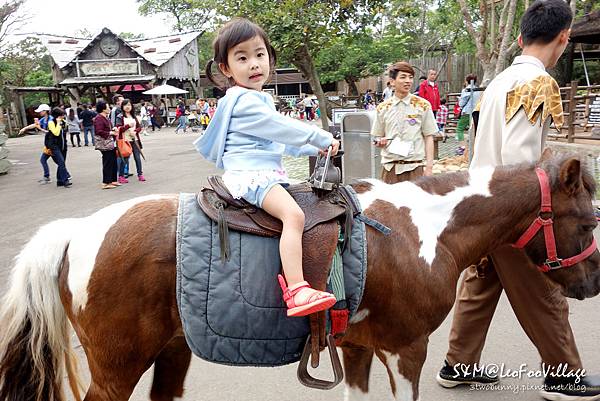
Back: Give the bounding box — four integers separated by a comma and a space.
559, 158, 582, 195
540, 147, 553, 162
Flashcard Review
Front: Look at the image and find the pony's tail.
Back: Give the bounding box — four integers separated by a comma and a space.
0, 218, 83, 401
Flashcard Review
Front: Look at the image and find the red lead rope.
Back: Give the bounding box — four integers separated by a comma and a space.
512, 168, 598, 273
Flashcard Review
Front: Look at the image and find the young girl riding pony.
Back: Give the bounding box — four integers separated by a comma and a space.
195, 18, 340, 317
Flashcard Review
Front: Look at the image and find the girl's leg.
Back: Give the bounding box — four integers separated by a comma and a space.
132, 143, 143, 176
262, 185, 336, 316
70, 133, 76, 147
262, 185, 305, 285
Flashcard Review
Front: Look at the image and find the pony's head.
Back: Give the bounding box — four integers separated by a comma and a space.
522, 150, 600, 300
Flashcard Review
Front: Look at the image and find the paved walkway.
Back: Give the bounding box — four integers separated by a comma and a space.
1, 126, 599, 401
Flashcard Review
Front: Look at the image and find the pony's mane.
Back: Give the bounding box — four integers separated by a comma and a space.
351, 152, 595, 198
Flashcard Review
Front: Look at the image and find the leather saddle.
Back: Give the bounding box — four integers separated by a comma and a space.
196, 176, 359, 389
197, 176, 349, 238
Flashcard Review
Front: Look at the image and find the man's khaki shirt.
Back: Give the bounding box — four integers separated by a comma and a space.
370, 94, 437, 174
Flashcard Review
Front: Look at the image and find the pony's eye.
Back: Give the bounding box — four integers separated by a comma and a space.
582, 224, 596, 232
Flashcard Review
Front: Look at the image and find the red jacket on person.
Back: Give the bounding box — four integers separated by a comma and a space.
418, 81, 441, 112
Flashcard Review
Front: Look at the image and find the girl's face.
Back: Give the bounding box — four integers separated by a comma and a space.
219, 35, 270, 91
123, 103, 132, 113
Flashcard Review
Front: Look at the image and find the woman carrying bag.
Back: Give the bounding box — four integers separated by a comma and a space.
116, 99, 146, 183
94, 100, 120, 189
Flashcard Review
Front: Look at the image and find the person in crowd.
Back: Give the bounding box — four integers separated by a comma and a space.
301, 96, 315, 121
66, 108, 82, 147
371, 61, 437, 183
148, 102, 161, 131
295, 98, 305, 120
436, 98, 449, 142
196, 98, 210, 129
46, 107, 71, 187
195, 17, 340, 317
159, 99, 167, 126
175, 98, 188, 134
455, 73, 482, 155
139, 101, 150, 136
19, 104, 54, 184
363, 89, 373, 109
436, 2, 600, 400
110, 94, 124, 127
208, 99, 217, 119
418, 69, 441, 116
382, 81, 394, 101
94, 100, 119, 189
80, 104, 97, 146
116, 99, 146, 183
414, 75, 427, 95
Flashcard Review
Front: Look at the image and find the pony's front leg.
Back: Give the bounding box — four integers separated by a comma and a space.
342, 345, 374, 400
375, 336, 428, 401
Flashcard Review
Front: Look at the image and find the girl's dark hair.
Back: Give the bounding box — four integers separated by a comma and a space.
206, 18, 277, 89
121, 99, 133, 117
50, 107, 64, 119
68, 108, 75, 120
96, 100, 108, 114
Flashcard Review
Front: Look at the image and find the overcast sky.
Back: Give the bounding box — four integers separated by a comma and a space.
11, 0, 177, 39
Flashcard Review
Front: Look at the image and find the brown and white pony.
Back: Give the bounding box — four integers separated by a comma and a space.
1, 153, 599, 401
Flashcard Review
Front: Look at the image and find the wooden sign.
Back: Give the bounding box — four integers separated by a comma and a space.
80, 61, 138, 76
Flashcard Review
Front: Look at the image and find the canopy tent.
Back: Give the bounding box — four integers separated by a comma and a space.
143, 84, 188, 95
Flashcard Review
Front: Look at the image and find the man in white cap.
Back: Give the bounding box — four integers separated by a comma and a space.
20, 104, 54, 184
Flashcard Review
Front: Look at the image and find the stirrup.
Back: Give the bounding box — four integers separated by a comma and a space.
278, 275, 336, 317
297, 334, 344, 390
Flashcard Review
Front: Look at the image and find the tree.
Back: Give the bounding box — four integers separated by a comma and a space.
216, 0, 385, 129
457, 0, 523, 83
459, 0, 584, 82
119, 32, 145, 40
384, 0, 467, 71
0, 0, 26, 56
137, 0, 219, 32
73, 28, 94, 39
2, 38, 50, 87
316, 31, 408, 95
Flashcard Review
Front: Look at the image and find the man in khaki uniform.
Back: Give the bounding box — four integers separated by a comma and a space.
371, 61, 437, 183
436, 1, 600, 400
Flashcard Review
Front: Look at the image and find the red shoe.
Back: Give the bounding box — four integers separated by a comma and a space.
278, 274, 336, 317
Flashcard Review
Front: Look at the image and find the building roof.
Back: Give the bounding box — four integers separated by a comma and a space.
571, 10, 600, 44
128, 31, 202, 66
28, 29, 202, 69
60, 74, 156, 86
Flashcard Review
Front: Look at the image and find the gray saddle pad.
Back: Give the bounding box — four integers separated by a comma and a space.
176, 191, 367, 367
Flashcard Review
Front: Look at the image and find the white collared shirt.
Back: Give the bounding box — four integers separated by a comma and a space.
470, 55, 562, 169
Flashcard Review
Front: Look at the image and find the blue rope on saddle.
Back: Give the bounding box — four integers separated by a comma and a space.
355, 214, 392, 235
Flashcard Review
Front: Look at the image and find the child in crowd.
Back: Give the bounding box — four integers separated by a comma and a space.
437, 98, 449, 142
195, 18, 340, 317
66, 108, 82, 147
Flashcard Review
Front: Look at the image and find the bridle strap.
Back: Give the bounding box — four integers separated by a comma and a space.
512, 168, 598, 272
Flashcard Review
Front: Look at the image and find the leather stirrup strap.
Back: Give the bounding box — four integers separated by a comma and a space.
217, 201, 230, 262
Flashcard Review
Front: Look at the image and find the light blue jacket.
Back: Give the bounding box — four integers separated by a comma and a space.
458, 85, 482, 115
194, 86, 333, 170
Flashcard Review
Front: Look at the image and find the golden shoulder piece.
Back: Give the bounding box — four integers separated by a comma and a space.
505, 75, 564, 129
409, 95, 430, 111
376, 98, 393, 112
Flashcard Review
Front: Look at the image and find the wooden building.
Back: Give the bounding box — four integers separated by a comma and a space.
39, 28, 202, 103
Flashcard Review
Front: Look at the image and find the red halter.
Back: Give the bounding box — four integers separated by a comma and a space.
512, 168, 598, 273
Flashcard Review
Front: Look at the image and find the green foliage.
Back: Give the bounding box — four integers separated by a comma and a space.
315, 31, 407, 85
136, 0, 219, 32
0, 38, 54, 107
118, 32, 145, 40
73, 28, 94, 39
